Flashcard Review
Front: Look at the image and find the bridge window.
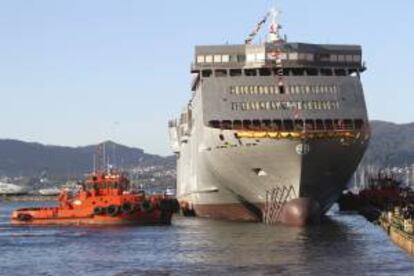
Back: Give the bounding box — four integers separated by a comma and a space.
259, 68, 272, 76
288, 53, 298, 60
334, 119, 344, 129
222, 55, 230, 63
237, 55, 246, 62
244, 69, 257, 76
292, 68, 305, 76
202, 70, 212, 78
252, 120, 261, 130
294, 120, 304, 131
343, 119, 353, 130
233, 120, 242, 129
354, 119, 364, 129
320, 69, 333, 76
209, 120, 220, 128
197, 56, 205, 63
283, 120, 294, 131
334, 69, 346, 76
230, 69, 242, 77
325, 119, 334, 130
205, 55, 213, 63
243, 120, 252, 130
306, 54, 314, 61
318, 53, 331, 62
306, 68, 318, 76
315, 119, 324, 130
273, 120, 282, 130
222, 120, 232, 129
213, 55, 222, 63
215, 69, 227, 77
262, 120, 272, 130
353, 55, 361, 62
305, 120, 315, 131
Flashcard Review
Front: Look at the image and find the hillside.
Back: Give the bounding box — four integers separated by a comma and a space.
364, 121, 414, 167
0, 120, 413, 179
0, 140, 175, 178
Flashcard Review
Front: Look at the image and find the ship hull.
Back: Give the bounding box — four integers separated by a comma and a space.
11, 208, 173, 226
178, 129, 369, 226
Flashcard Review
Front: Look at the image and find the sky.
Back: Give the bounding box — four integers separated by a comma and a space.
0, 0, 412, 156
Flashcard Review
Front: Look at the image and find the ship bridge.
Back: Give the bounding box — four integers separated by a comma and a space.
191, 43, 364, 81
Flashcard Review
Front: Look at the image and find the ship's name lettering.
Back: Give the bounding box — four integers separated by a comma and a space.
231, 101, 340, 111
229, 85, 338, 95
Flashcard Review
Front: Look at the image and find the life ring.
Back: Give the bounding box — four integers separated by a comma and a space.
93, 206, 105, 216
107, 205, 120, 217
121, 202, 134, 214
140, 201, 153, 213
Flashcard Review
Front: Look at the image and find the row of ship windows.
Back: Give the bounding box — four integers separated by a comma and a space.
231, 101, 340, 111
196, 53, 361, 64
229, 85, 338, 95
209, 119, 365, 131
201, 68, 357, 78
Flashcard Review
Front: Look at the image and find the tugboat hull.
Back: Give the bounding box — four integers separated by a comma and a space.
11, 208, 173, 226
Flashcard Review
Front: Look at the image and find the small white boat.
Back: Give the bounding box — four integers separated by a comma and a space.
38, 187, 61, 196
0, 182, 29, 196
165, 188, 176, 197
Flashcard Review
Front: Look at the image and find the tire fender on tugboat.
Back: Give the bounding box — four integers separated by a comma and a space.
107, 205, 120, 217
121, 202, 134, 214
140, 201, 153, 213
93, 206, 105, 216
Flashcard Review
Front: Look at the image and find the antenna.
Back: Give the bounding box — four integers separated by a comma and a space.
267, 7, 283, 43
93, 155, 96, 174
103, 142, 106, 171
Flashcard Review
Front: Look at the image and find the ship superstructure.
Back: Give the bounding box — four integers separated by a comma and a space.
169, 8, 370, 225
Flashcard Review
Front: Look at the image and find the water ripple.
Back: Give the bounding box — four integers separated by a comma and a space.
0, 202, 413, 276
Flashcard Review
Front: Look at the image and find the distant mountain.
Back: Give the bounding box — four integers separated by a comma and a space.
0, 120, 412, 178
0, 140, 175, 178
364, 121, 414, 167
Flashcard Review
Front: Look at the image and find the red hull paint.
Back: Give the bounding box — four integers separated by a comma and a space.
192, 198, 321, 226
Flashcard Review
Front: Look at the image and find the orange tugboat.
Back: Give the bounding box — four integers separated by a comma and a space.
11, 169, 179, 226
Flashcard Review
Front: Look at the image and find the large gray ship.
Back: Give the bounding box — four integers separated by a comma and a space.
169, 8, 370, 226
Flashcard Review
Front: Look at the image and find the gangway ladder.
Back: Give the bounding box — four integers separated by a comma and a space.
263, 185, 295, 224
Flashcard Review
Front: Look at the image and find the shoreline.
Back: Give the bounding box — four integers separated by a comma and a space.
0, 195, 57, 202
